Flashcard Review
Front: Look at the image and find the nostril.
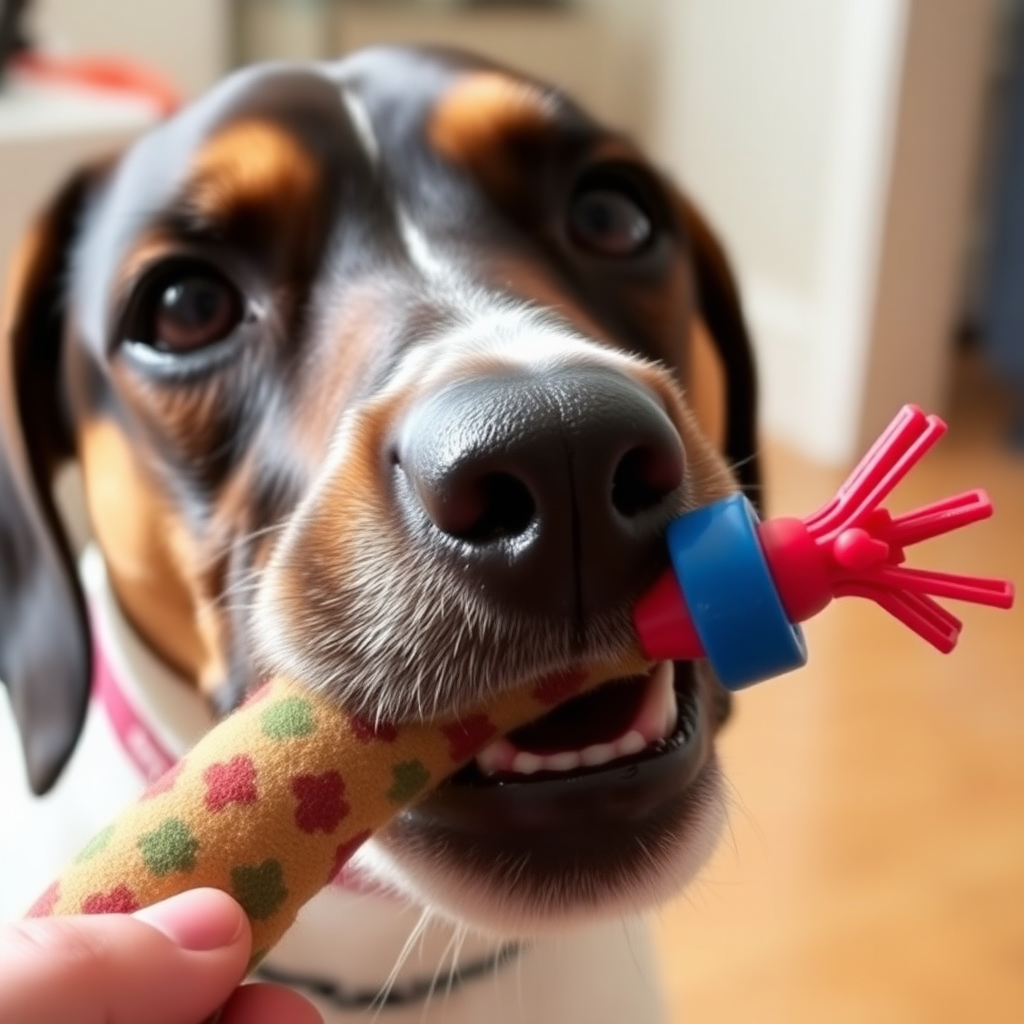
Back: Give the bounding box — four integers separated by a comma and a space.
458, 472, 537, 543
612, 444, 684, 517
412, 465, 537, 543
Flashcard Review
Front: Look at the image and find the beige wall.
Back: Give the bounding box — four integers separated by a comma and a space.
650, 0, 997, 466
235, 3, 642, 137
31, 0, 230, 98
859, 0, 998, 458
651, 0, 847, 300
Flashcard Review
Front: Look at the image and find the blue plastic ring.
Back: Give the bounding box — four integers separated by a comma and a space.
666, 493, 807, 689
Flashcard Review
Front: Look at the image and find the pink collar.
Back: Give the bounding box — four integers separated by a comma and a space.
92, 630, 178, 783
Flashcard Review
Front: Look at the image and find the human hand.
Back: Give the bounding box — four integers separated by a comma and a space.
0, 887, 322, 1024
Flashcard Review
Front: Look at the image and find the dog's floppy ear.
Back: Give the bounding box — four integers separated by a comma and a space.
0, 169, 97, 795
679, 196, 761, 508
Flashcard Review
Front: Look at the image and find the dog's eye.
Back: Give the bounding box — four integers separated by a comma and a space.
148, 271, 243, 353
569, 180, 653, 257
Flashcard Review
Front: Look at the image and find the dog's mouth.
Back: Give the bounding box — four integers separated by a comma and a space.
413, 658, 711, 832
457, 660, 691, 784
381, 658, 718, 930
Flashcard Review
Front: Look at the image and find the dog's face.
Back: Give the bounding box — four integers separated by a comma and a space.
0, 47, 758, 934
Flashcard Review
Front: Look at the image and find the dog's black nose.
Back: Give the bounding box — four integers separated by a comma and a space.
395, 367, 685, 616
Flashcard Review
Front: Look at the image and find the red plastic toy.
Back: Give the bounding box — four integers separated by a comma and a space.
635, 405, 1016, 689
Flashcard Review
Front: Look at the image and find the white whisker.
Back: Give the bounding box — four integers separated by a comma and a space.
371, 907, 434, 1020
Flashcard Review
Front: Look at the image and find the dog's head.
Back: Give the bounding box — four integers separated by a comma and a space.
0, 47, 758, 934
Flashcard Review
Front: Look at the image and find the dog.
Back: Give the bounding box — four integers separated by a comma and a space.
0, 46, 759, 1022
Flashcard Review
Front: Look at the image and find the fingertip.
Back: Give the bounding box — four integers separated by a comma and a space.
133, 888, 249, 952
218, 982, 324, 1024
0, 893, 254, 1024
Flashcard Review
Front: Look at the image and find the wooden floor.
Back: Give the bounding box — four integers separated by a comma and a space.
654, 358, 1024, 1024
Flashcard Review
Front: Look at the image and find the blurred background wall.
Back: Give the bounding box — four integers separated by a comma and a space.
32, 0, 230, 97
3, 0, 1022, 467
655, 0, 995, 464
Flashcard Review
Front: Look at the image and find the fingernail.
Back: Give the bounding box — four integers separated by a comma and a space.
134, 889, 247, 951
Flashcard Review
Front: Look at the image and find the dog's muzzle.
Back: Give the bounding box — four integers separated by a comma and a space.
392, 365, 686, 617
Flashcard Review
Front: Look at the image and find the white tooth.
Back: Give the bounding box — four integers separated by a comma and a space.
634, 661, 675, 742
544, 751, 581, 772
512, 751, 544, 775
581, 743, 617, 767
616, 730, 647, 757
662, 685, 679, 738
475, 737, 517, 775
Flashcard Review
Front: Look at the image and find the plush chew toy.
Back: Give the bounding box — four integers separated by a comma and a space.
27, 405, 1014, 964
24, 656, 649, 962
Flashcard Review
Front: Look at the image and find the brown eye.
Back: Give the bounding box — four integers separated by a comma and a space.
150, 272, 243, 353
570, 186, 652, 257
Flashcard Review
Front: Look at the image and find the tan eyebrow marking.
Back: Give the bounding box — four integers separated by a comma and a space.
118, 121, 324, 294
187, 119, 319, 224
429, 72, 555, 194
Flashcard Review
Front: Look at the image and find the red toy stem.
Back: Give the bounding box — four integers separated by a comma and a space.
759, 405, 1014, 651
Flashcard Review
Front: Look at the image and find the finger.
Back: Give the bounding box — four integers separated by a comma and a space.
219, 983, 324, 1024
0, 888, 250, 1024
